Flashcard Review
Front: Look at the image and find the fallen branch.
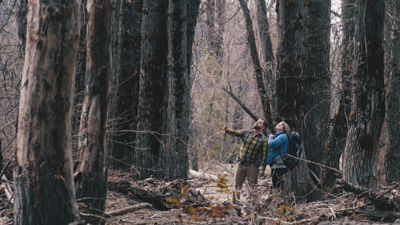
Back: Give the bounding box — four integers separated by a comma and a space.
288, 154, 342, 176
108, 176, 210, 210
0, 160, 12, 181
336, 179, 400, 211
189, 169, 218, 180
104, 203, 151, 217
1, 175, 13, 204
356, 209, 400, 221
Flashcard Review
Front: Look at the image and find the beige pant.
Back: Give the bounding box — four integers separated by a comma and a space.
234, 163, 259, 191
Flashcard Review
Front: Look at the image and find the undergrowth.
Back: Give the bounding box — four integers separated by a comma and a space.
166, 173, 298, 224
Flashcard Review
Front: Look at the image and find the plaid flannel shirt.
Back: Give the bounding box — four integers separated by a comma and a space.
226, 129, 268, 171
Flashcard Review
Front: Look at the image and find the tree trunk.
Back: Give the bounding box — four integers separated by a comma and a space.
380, 0, 400, 185
17, 0, 28, 57
108, 0, 142, 169
275, 0, 323, 201
255, 0, 276, 120
186, 0, 201, 171
301, 0, 331, 176
161, 0, 190, 180
321, 0, 354, 191
135, 0, 168, 179
342, 0, 385, 188
74, 0, 111, 223
238, 0, 273, 132
73, 0, 88, 158
275, 0, 303, 130
14, 1, 81, 224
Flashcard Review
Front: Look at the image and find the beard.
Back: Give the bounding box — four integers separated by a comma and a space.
253, 126, 261, 130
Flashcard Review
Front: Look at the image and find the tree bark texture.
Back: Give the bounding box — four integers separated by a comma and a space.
380, 0, 400, 185
135, 0, 168, 179
186, 0, 201, 77
321, 0, 354, 191
342, 0, 385, 188
238, 0, 273, 132
276, 0, 323, 201
73, 0, 88, 157
108, 0, 142, 169
255, 0, 276, 120
301, 0, 331, 176
205, 0, 225, 59
163, 0, 190, 180
75, 0, 111, 223
275, 0, 304, 131
17, 0, 28, 57
187, 0, 201, 171
14, 1, 81, 224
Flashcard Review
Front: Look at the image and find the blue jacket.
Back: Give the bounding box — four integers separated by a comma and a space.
267, 131, 289, 165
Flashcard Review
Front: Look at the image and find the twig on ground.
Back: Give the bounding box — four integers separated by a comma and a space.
104, 203, 151, 217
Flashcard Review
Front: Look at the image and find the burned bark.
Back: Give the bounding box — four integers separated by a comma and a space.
14, 1, 81, 224
74, 0, 111, 224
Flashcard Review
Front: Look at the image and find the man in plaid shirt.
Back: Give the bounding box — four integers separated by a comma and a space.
223, 119, 268, 202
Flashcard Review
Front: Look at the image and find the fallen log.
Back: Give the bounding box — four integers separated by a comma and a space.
189, 169, 218, 180
336, 179, 400, 211
356, 209, 400, 221
108, 177, 210, 210
104, 203, 151, 217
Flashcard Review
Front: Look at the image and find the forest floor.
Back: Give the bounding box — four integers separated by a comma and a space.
103, 162, 400, 225
0, 162, 399, 224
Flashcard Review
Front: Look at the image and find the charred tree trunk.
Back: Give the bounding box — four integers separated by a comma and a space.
301, 0, 331, 176
17, 0, 28, 57
108, 0, 142, 169
380, 0, 400, 185
13, 1, 81, 224
275, 0, 303, 131
322, 0, 354, 191
163, 0, 190, 180
187, 0, 201, 171
73, 0, 88, 158
135, 0, 169, 179
275, 0, 323, 201
74, 0, 111, 223
342, 0, 385, 188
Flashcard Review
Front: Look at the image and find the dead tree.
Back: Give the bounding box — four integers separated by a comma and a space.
14, 1, 81, 224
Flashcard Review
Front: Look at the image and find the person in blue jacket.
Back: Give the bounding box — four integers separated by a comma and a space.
267, 121, 290, 190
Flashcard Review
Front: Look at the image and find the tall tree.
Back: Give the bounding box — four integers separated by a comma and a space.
186, 0, 201, 170
108, 0, 142, 169
255, 0, 276, 119
73, 0, 88, 156
342, 0, 385, 188
187, 0, 201, 170
301, 0, 331, 176
74, 0, 111, 223
275, 0, 323, 200
162, 0, 190, 180
322, 0, 354, 190
13, 1, 81, 224
135, 0, 200, 180
135, 0, 169, 179
380, 0, 400, 185
238, 0, 273, 132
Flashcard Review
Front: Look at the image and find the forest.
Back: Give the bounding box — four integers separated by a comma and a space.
0, 0, 399, 224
